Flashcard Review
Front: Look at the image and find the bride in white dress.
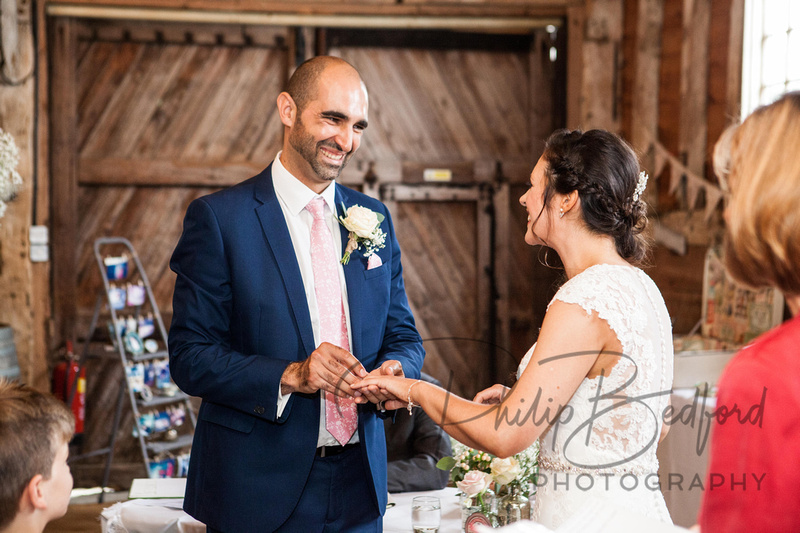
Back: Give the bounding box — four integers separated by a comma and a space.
353, 129, 674, 529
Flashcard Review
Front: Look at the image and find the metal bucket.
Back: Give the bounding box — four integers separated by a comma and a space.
0, 325, 20, 381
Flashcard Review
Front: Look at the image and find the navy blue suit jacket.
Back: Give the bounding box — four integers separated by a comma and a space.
168, 164, 425, 531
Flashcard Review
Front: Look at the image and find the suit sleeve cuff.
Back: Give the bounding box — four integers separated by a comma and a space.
276, 387, 292, 419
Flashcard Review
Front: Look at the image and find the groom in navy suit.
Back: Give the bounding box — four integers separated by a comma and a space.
169, 56, 425, 532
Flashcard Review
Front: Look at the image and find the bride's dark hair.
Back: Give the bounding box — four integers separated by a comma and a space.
541, 129, 650, 265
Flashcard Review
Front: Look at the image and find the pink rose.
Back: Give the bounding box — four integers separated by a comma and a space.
456, 470, 492, 497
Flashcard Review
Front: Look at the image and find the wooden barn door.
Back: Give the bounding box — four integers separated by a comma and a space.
330, 28, 559, 398
382, 184, 495, 399
49, 18, 560, 474
49, 18, 291, 479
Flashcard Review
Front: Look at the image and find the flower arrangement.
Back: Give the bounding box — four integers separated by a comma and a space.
436, 438, 539, 531
337, 203, 386, 264
0, 128, 22, 219
437, 439, 539, 528
438, 439, 539, 496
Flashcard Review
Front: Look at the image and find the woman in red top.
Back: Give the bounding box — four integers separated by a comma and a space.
698, 91, 800, 532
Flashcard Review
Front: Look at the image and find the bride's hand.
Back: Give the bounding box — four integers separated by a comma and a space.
352, 375, 413, 410
473, 384, 509, 405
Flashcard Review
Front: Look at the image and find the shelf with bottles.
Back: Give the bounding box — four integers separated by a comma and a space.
103, 252, 155, 314
78, 237, 196, 487
134, 402, 188, 437
108, 313, 164, 357
133, 396, 193, 473
147, 447, 193, 479
125, 357, 186, 405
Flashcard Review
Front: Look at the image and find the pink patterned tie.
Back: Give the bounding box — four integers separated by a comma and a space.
306, 197, 358, 446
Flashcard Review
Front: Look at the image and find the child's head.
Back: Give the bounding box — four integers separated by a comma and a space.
0, 379, 75, 530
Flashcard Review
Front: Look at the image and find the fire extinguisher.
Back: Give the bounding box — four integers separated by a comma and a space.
52, 340, 86, 436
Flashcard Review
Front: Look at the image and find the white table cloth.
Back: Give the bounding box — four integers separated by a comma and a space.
384, 486, 462, 532
101, 498, 205, 533
100, 487, 464, 532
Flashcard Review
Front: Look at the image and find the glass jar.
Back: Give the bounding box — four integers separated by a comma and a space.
460, 488, 496, 531
496, 483, 530, 525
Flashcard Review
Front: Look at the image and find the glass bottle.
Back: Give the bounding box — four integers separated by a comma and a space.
460, 487, 496, 531
497, 482, 530, 525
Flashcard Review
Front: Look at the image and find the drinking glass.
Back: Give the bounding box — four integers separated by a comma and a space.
411, 495, 441, 533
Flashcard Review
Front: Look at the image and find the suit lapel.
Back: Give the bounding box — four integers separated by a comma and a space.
336, 187, 364, 361
254, 168, 315, 357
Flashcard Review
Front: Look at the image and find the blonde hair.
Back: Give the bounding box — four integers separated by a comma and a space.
718, 92, 800, 295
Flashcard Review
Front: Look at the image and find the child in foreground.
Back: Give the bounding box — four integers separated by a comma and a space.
0, 379, 75, 533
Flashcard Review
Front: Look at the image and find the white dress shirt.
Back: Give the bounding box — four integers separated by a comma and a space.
271, 152, 358, 447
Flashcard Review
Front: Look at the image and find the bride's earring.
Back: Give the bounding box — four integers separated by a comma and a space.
559, 207, 564, 218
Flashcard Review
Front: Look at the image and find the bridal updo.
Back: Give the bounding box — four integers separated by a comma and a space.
541, 129, 649, 265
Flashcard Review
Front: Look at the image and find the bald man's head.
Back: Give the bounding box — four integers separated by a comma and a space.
286, 56, 362, 112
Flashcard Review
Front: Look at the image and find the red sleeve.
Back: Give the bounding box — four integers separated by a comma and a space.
698, 347, 800, 532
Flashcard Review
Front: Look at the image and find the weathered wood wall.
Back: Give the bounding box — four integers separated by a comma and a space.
45, 15, 561, 476
0, 0, 51, 391
622, 0, 743, 333
0, 0, 745, 486
581, 0, 743, 334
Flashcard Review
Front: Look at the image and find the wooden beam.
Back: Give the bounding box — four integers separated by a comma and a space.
47, 1, 571, 19
656, 0, 682, 210
379, 184, 481, 203
79, 158, 262, 187
621, 0, 639, 142
49, 16, 79, 344
0, 49, 36, 387
32, 0, 54, 389
46, 4, 562, 32
579, 0, 624, 132
629, 0, 664, 194
475, 188, 493, 381
78, 157, 534, 188
726, 0, 744, 123
679, 0, 711, 178
529, 31, 556, 156
706, 0, 732, 181
76, 19, 289, 47
492, 183, 513, 381
565, 5, 585, 128
632, 0, 664, 146
705, 0, 744, 181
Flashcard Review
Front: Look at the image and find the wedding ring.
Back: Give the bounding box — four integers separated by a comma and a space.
378, 400, 386, 411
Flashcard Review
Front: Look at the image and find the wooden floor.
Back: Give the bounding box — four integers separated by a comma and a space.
44, 503, 110, 533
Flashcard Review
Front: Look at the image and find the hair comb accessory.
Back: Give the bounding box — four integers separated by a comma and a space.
632, 171, 648, 204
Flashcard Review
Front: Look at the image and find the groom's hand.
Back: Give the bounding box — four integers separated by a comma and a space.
355, 360, 404, 407
280, 342, 367, 397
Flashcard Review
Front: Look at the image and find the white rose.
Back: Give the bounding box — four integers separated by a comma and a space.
456, 470, 492, 497
491, 456, 521, 486
342, 205, 379, 238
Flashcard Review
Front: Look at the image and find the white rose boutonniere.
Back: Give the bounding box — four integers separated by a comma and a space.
338, 203, 386, 265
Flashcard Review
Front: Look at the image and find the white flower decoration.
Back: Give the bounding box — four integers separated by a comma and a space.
0, 129, 22, 219
338, 203, 386, 264
632, 170, 649, 204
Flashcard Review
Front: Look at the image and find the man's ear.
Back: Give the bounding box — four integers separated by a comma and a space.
277, 92, 297, 128
23, 474, 48, 511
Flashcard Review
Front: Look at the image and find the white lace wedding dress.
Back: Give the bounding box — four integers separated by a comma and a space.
517, 264, 674, 529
